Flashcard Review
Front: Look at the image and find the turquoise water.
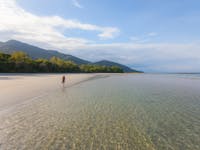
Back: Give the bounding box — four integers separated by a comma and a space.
0, 74, 200, 149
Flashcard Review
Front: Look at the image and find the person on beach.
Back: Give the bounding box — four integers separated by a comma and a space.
62, 75, 66, 87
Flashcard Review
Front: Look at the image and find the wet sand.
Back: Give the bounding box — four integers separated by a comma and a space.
0, 73, 107, 111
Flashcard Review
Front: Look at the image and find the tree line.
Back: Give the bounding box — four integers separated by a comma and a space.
0, 51, 123, 73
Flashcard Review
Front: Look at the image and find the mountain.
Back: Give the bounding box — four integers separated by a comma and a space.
0, 40, 141, 72
0, 40, 90, 65
93, 60, 141, 73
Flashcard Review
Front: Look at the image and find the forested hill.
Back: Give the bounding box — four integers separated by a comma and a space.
0, 52, 124, 73
0, 40, 90, 65
0, 40, 141, 73
93, 60, 141, 73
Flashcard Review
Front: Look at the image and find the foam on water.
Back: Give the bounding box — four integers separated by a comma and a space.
0, 74, 200, 149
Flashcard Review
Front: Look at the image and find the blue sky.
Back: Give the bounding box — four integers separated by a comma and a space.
0, 0, 200, 72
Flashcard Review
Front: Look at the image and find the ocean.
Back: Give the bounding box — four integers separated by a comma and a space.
0, 74, 200, 149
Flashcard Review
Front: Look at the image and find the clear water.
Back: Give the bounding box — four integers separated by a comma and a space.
0, 74, 200, 150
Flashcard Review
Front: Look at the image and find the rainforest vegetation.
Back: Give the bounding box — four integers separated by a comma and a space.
0, 51, 123, 73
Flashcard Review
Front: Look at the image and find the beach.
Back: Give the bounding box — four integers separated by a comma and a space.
0, 73, 200, 149
0, 73, 106, 111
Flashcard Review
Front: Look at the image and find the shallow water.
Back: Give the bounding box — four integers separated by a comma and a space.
0, 74, 200, 150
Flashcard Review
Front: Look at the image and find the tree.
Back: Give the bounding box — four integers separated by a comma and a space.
0, 51, 124, 73
10, 51, 31, 62
0, 53, 10, 62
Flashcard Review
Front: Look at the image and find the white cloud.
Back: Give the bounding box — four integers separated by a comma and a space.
147, 32, 157, 37
98, 27, 120, 39
0, 0, 119, 48
72, 0, 83, 8
130, 32, 158, 43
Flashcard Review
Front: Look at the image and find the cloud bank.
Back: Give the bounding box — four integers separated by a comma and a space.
70, 42, 200, 72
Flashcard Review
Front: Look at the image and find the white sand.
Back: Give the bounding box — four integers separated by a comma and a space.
0, 73, 99, 111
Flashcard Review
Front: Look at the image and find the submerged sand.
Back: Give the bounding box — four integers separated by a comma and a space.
0, 73, 200, 149
0, 73, 106, 111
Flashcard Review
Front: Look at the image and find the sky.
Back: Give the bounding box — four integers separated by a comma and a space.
0, 0, 200, 72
